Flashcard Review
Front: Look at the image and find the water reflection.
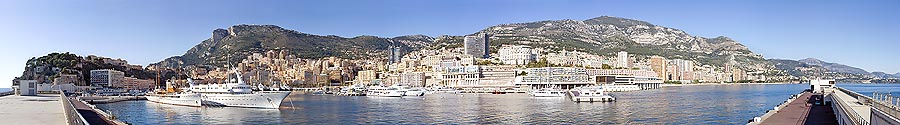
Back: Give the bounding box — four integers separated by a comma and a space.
99, 84, 812, 125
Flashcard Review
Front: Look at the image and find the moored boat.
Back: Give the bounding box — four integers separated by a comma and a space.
567, 85, 615, 102
146, 92, 202, 107
366, 86, 404, 97
146, 80, 202, 107
191, 70, 292, 109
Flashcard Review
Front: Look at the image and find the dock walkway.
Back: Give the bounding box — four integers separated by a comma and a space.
70, 97, 114, 125
759, 92, 838, 125
0, 94, 66, 125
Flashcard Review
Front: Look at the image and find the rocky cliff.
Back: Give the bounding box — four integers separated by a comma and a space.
150, 24, 433, 68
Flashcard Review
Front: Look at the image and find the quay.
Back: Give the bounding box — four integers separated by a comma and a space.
0, 90, 130, 125
752, 91, 837, 124
749, 80, 900, 125
80, 96, 146, 104
0, 94, 66, 125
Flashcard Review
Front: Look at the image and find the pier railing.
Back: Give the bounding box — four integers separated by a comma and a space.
0, 91, 14, 97
60, 90, 89, 125
837, 87, 873, 104
831, 89, 870, 125
872, 92, 900, 121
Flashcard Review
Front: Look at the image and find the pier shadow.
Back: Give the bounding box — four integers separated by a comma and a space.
803, 94, 837, 125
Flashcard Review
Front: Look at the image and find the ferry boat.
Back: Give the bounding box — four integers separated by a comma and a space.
146, 81, 202, 107
366, 86, 404, 97
190, 70, 292, 109
528, 88, 566, 97
567, 85, 615, 102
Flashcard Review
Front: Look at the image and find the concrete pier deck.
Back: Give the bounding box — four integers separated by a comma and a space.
760, 92, 838, 125
831, 88, 872, 122
0, 94, 66, 125
70, 96, 116, 125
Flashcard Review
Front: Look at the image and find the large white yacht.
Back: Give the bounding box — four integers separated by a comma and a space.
146, 81, 202, 107
190, 70, 292, 109
366, 86, 404, 97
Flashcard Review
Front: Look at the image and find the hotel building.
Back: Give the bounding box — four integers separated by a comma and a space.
497, 45, 536, 65
463, 34, 489, 58
90, 69, 125, 88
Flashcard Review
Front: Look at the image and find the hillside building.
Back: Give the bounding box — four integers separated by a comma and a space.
90, 69, 125, 88
463, 34, 489, 58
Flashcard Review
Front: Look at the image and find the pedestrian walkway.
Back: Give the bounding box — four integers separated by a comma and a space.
0, 94, 66, 125
70, 96, 114, 125
760, 92, 838, 125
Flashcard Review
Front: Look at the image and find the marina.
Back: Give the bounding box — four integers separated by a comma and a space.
95, 84, 812, 124
3, 83, 898, 124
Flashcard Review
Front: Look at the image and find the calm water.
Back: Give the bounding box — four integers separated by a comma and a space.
0, 88, 10, 93
839, 83, 900, 97
96, 84, 823, 125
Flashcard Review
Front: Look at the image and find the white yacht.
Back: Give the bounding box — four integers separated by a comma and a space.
190, 70, 292, 109
567, 85, 615, 102
366, 86, 404, 97
390, 84, 426, 96
146, 81, 202, 107
403, 88, 427, 96
528, 88, 566, 97
338, 84, 367, 96
146, 91, 202, 107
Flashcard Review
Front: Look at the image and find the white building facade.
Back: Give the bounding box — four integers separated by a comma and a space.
515, 67, 593, 89
90, 69, 125, 88
497, 45, 536, 65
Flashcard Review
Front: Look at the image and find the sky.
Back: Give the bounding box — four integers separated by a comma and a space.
1, 0, 898, 88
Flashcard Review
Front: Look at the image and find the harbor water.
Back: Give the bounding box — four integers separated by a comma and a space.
96, 84, 830, 124
839, 83, 900, 97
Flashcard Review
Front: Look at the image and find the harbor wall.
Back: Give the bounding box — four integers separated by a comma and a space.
872, 108, 900, 125
60, 92, 88, 125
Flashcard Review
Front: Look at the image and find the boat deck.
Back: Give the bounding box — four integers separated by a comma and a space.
760, 92, 838, 125
0, 94, 66, 125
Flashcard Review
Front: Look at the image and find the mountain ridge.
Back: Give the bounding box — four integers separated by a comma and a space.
150, 24, 434, 68
475, 16, 770, 71
798, 58, 871, 75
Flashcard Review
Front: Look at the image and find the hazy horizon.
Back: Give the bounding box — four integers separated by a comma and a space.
2, 0, 899, 87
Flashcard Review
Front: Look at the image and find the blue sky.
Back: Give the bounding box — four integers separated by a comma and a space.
1, 0, 898, 87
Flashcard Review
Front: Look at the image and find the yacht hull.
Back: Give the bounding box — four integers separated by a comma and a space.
146, 93, 202, 107
201, 91, 292, 108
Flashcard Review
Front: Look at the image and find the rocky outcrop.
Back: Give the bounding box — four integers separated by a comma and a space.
150, 24, 433, 68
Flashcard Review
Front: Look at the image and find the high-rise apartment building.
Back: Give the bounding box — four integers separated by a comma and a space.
649, 56, 668, 81
463, 34, 489, 58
